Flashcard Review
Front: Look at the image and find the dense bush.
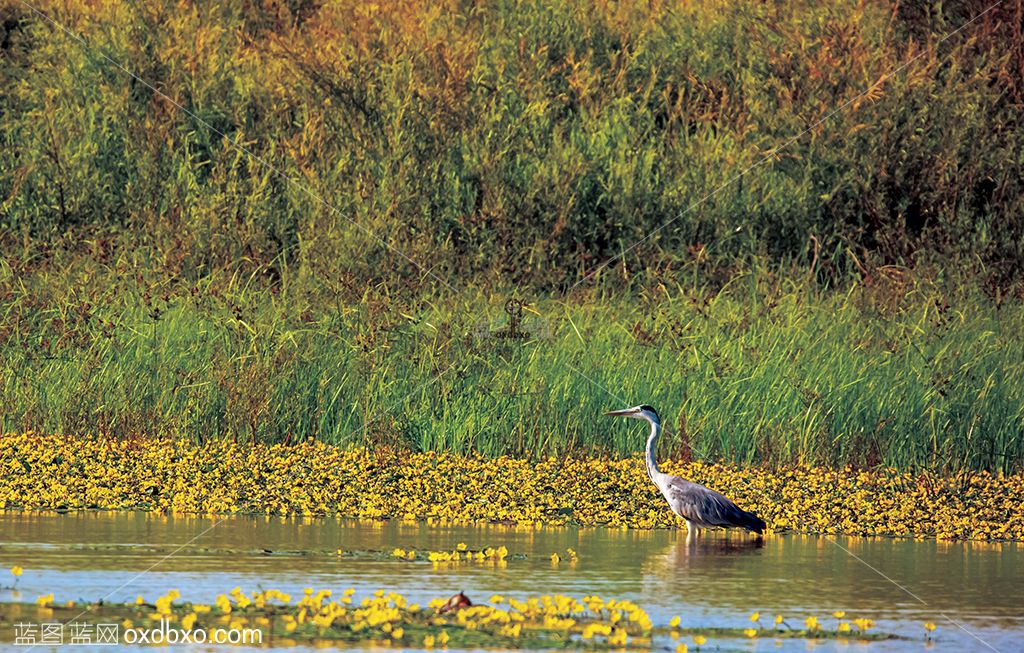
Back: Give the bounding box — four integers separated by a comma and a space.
1, 0, 1022, 290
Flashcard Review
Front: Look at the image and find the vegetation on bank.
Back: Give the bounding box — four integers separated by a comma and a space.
3, 434, 1023, 540
2, 1, 1023, 472
2, 264, 1021, 471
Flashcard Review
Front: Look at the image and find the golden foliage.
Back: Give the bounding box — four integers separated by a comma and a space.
2, 433, 1022, 540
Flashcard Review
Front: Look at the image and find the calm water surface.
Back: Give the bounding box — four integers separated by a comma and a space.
0, 512, 1021, 652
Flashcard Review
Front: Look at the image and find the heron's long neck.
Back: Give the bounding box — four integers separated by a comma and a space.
645, 419, 662, 479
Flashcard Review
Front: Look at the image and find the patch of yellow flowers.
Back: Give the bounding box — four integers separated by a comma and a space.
6, 568, 905, 649
2, 433, 1022, 540
390, 543, 511, 565
428, 545, 509, 565
109, 587, 660, 648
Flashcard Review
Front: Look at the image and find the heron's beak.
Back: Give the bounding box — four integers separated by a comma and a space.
603, 408, 637, 417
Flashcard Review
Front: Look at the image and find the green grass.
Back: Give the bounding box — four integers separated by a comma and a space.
2, 259, 1021, 473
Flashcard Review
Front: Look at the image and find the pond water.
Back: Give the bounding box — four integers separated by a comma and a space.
0, 512, 1021, 652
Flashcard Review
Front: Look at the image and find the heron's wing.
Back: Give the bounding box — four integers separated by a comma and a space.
664, 476, 764, 531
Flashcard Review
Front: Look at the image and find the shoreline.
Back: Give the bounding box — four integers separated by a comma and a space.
3, 433, 1022, 542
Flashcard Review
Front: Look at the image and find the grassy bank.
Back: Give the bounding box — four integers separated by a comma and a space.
2, 0, 1023, 473
3, 434, 1023, 540
2, 263, 1022, 471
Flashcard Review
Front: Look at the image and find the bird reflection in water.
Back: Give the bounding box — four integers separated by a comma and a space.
647, 532, 766, 575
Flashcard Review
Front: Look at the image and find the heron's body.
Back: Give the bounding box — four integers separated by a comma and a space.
607, 405, 765, 539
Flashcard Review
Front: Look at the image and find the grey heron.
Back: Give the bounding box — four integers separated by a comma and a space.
605, 405, 766, 540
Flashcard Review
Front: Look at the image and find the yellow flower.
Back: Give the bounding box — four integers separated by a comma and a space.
392, 627, 404, 639
437, 631, 450, 647
608, 628, 628, 645
693, 634, 706, 645
750, 611, 760, 622
924, 621, 936, 632
675, 645, 689, 653
550, 553, 560, 563
670, 615, 681, 628
744, 628, 757, 638
10, 566, 23, 577
423, 634, 436, 649
135, 595, 144, 605
456, 543, 467, 551
215, 594, 232, 614
490, 594, 504, 603
832, 610, 846, 619
774, 614, 784, 625
838, 622, 851, 633
500, 623, 521, 638
35, 593, 54, 607
804, 616, 819, 630
181, 613, 197, 630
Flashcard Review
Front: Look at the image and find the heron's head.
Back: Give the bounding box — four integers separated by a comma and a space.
603, 404, 660, 424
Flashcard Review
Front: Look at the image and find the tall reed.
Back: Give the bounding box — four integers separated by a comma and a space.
2, 259, 1020, 472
